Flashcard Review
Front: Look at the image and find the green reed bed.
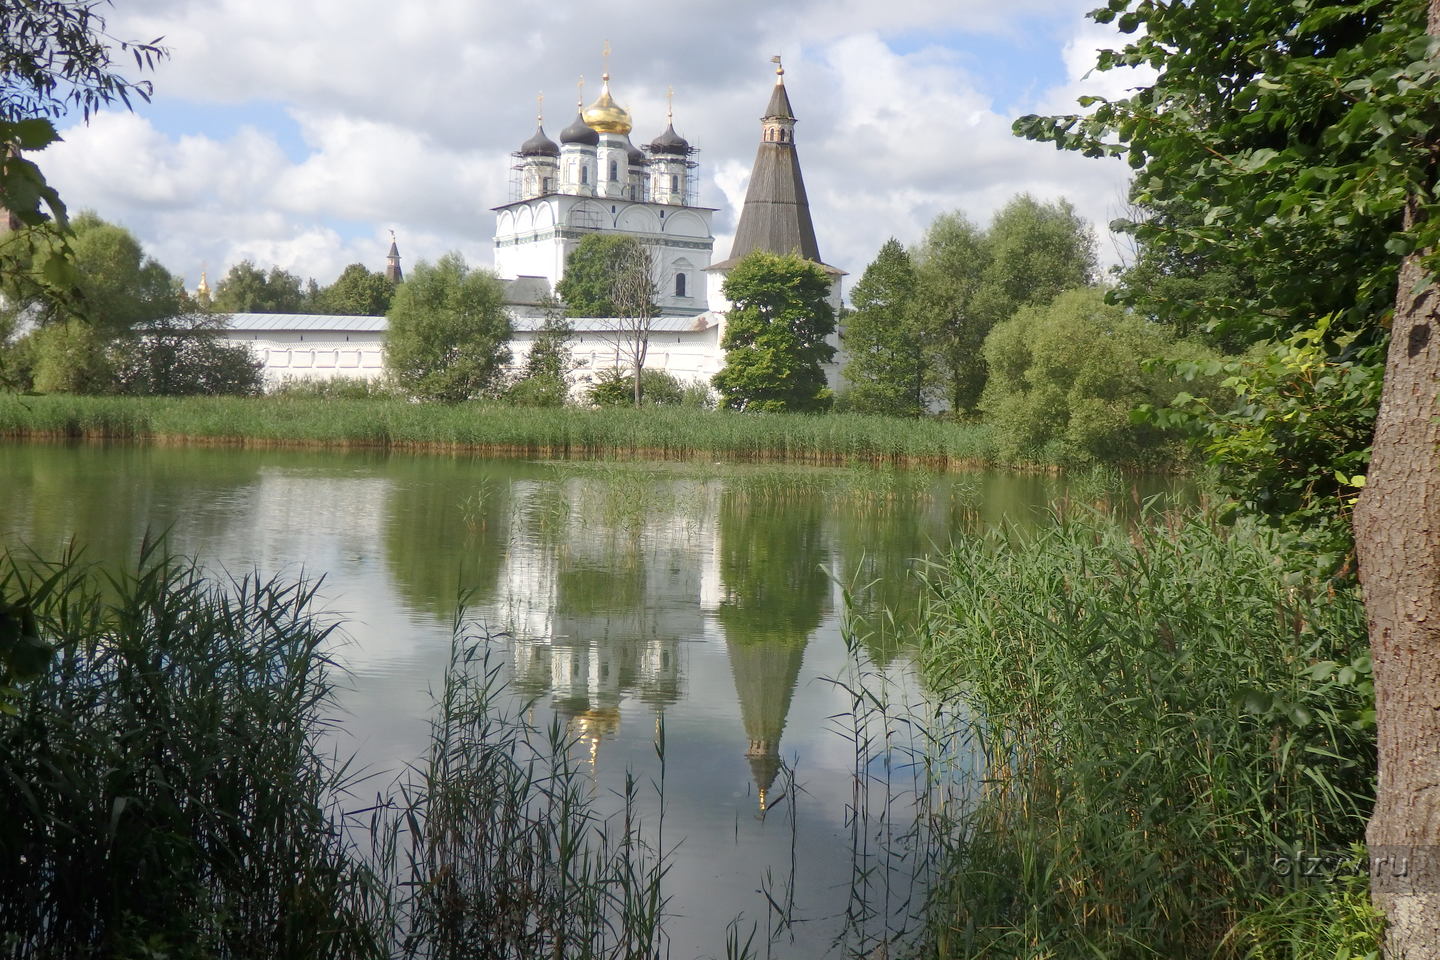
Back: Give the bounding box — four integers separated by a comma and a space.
0, 393, 995, 466
0, 546, 667, 960
917, 509, 1377, 959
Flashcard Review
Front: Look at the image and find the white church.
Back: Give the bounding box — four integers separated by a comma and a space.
216, 60, 844, 392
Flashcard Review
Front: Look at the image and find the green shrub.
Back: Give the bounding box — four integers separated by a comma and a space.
979, 287, 1217, 464
269, 375, 400, 400
586, 367, 684, 407
505, 373, 569, 408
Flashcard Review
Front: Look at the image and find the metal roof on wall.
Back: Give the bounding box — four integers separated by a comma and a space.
218, 312, 719, 335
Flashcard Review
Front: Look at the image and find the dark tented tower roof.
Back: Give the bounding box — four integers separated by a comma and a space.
709, 70, 837, 274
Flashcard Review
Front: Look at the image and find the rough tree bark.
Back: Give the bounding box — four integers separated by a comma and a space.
1353, 5, 1440, 954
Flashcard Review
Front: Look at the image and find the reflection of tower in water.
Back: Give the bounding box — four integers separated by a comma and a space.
712, 488, 828, 813
727, 637, 806, 811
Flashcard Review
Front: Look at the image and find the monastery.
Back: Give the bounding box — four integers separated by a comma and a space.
217, 60, 844, 392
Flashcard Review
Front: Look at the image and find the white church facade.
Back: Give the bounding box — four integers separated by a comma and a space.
219, 61, 841, 393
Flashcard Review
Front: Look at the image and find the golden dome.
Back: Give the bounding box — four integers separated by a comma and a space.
582, 72, 632, 135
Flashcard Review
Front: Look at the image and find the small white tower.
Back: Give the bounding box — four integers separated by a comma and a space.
516, 94, 560, 200
559, 79, 598, 196
647, 89, 693, 206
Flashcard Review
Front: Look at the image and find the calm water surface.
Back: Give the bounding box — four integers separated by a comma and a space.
0, 441, 1188, 958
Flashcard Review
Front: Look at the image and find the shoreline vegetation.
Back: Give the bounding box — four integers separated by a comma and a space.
0, 393, 1006, 468
0, 393, 1196, 472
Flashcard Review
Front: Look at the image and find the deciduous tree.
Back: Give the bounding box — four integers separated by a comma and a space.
316, 263, 394, 316
842, 237, 928, 417
211, 260, 308, 314
713, 251, 835, 413
384, 252, 512, 402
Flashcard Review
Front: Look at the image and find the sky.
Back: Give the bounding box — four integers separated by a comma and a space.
39, 0, 1154, 296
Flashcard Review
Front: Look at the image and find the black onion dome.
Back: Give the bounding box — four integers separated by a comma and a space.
649, 123, 690, 156
625, 137, 645, 165
520, 124, 559, 157
560, 112, 599, 146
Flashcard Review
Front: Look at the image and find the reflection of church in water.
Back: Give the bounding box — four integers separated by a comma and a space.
499, 480, 822, 809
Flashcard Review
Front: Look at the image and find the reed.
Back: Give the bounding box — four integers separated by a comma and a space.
915, 508, 1377, 958
0, 394, 999, 467
0, 540, 387, 959
0, 546, 669, 960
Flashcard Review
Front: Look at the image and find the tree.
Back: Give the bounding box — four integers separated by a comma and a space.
912, 212, 989, 415
316, 263, 393, 316
211, 260, 307, 314
108, 314, 263, 396
555, 234, 633, 317
980, 287, 1215, 464
7, 212, 181, 392
1016, 0, 1438, 950
841, 237, 928, 417
608, 237, 659, 407
712, 251, 836, 413
507, 297, 576, 407
914, 196, 1096, 416
384, 252, 512, 402
0, 1, 165, 309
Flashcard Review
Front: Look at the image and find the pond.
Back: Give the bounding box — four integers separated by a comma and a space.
0, 441, 1188, 957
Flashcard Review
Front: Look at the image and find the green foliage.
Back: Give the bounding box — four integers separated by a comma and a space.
1015, 0, 1435, 556
1144, 319, 1383, 570
842, 237, 928, 417
979, 287, 1215, 464
556, 234, 636, 317
714, 251, 836, 413
27, 319, 112, 393
383, 252, 513, 402
108, 316, 264, 397
0, 546, 385, 958
586, 367, 683, 407
268, 376, 400, 400
0, 3, 165, 317
505, 373, 569, 407
915, 196, 1097, 414
920, 509, 1374, 958
211, 259, 309, 314
315, 263, 394, 316
522, 300, 577, 383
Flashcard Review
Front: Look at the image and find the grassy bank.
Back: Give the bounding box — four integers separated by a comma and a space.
916, 509, 1379, 958
0, 393, 997, 466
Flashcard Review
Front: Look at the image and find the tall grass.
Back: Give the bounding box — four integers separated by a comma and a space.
373, 634, 670, 960
0, 541, 387, 959
916, 509, 1377, 958
0, 547, 669, 960
0, 393, 996, 467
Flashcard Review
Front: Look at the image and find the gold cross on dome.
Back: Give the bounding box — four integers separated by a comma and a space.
576, 75, 585, 108
666, 85, 674, 122
536, 91, 544, 124
602, 40, 611, 79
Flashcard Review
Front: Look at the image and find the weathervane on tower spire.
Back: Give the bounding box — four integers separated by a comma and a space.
771, 54, 784, 81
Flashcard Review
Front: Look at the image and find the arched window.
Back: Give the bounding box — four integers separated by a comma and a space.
609, 160, 617, 180
670, 173, 678, 192
675, 273, 687, 297
581, 166, 588, 185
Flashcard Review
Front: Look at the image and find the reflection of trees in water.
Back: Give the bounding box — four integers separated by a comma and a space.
382, 457, 514, 619
717, 491, 829, 801
1, 444, 265, 564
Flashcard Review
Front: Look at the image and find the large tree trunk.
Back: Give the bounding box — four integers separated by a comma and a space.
1353, 8, 1440, 951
